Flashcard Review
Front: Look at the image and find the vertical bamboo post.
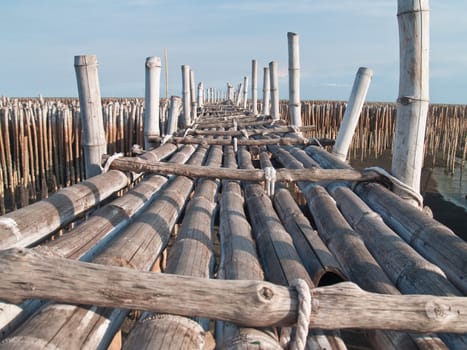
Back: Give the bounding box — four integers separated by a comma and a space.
197, 82, 204, 108
251, 59, 258, 115
144, 56, 162, 150
269, 61, 279, 120
166, 96, 182, 135
190, 69, 197, 121
181, 65, 191, 128
242, 76, 249, 110
74, 55, 107, 178
262, 67, 270, 116
227, 83, 234, 102
391, 0, 430, 193
332, 67, 373, 161
287, 32, 301, 127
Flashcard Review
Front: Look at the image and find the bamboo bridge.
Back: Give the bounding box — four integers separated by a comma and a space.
1, 1, 467, 349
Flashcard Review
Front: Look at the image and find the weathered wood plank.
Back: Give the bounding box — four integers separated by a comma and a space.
0, 248, 466, 333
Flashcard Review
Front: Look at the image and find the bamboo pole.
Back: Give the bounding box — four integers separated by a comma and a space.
288, 32, 301, 127
74, 55, 107, 178
332, 67, 373, 161
251, 59, 258, 115
197, 82, 204, 108
144, 56, 162, 150
190, 68, 197, 122
391, 0, 430, 193
1, 248, 467, 334
242, 76, 249, 110
183, 125, 316, 137
262, 67, 271, 116
181, 64, 191, 128
166, 95, 182, 135
269, 61, 280, 120
227, 83, 234, 102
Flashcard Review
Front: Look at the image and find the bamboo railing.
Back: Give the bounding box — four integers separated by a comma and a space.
0, 97, 466, 213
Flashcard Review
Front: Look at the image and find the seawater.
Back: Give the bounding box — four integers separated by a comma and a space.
431, 164, 467, 212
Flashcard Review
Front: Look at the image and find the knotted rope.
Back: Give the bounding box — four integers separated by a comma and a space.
264, 166, 277, 197
289, 279, 312, 350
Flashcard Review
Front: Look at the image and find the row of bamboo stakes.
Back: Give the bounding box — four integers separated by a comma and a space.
0, 97, 466, 214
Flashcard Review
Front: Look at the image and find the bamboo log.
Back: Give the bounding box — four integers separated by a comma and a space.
288, 32, 301, 127
182, 125, 316, 137
0, 145, 205, 349
144, 56, 162, 149
153, 136, 333, 147
74, 55, 107, 178
124, 145, 222, 349
269, 61, 280, 120
262, 67, 270, 116
0, 248, 466, 333
332, 67, 373, 161
197, 82, 204, 108
216, 145, 281, 349
242, 76, 249, 110
391, 0, 430, 192
251, 59, 258, 115
328, 183, 465, 350
166, 95, 182, 135
272, 185, 345, 286
354, 182, 467, 295
181, 65, 191, 128
190, 69, 197, 122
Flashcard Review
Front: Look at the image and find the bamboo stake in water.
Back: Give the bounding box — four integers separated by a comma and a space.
144, 56, 162, 150
332, 67, 373, 161
269, 61, 280, 120
391, 0, 430, 194
74, 55, 107, 178
287, 32, 301, 127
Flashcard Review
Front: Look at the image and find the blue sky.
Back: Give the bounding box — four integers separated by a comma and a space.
1, 0, 466, 103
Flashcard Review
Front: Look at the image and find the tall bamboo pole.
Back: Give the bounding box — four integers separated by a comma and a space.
227, 83, 234, 102
269, 61, 280, 120
391, 0, 430, 193
251, 59, 258, 115
144, 56, 162, 150
332, 67, 373, 161
181, 65, 191, 128
288, 32, 301, 127
242, 76, 249, 110
74, 55, 107, 178
197, 82, 204, 108
189, 69, 197, 121
263, 67, 270, 116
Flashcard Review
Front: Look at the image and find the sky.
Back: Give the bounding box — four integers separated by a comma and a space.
1, 0, 466, 104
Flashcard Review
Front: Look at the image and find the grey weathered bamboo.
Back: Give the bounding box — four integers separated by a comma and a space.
392, 0, 430, 192
181, 64, 191, 128
74, 55, 107, 178
216, 145, 281, 349
144, 56, 162, 149
262, 66, 270, 116
1, 248, 466, 334
166, 95, 182, 135
154, 136, 333, 147
332, 67, 373, 161
0, 145, 205, 349
102, 153, 382, 183
182, 125, 316, 137
269, 61, 280, 120
124, 145, 222, 349
288, 32, 301, 127
251, 59, 258, 115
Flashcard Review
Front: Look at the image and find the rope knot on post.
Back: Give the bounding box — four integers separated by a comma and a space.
264, 167, 277, 197
290, 278, 312, 350
102, 153, 123, 173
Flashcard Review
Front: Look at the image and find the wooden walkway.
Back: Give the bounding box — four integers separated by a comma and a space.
0, 104, 466, 350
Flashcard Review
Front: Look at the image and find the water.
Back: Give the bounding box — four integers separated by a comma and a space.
431, 165, 467, 212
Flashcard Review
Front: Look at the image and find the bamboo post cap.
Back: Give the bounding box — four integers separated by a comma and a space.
74, 55, 98, 67
146, 56, 161, 68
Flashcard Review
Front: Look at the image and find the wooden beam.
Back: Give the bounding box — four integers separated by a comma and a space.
0, 248, 466, 333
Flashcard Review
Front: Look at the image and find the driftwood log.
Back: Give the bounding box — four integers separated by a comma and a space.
0, 248, 466, 333
102, 153, 382, 183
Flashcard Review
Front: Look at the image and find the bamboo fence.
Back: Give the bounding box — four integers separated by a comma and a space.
0, 97, 465, 213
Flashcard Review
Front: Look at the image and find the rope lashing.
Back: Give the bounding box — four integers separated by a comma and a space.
363, 166, 424, 207
102, 153, 123, 173
309, 137, 323, 148
240, 129, 249, 139
183, 128, 193, 137
264, 166, 277, 197
160, 134, 172, 145
289, 279, 312, 350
